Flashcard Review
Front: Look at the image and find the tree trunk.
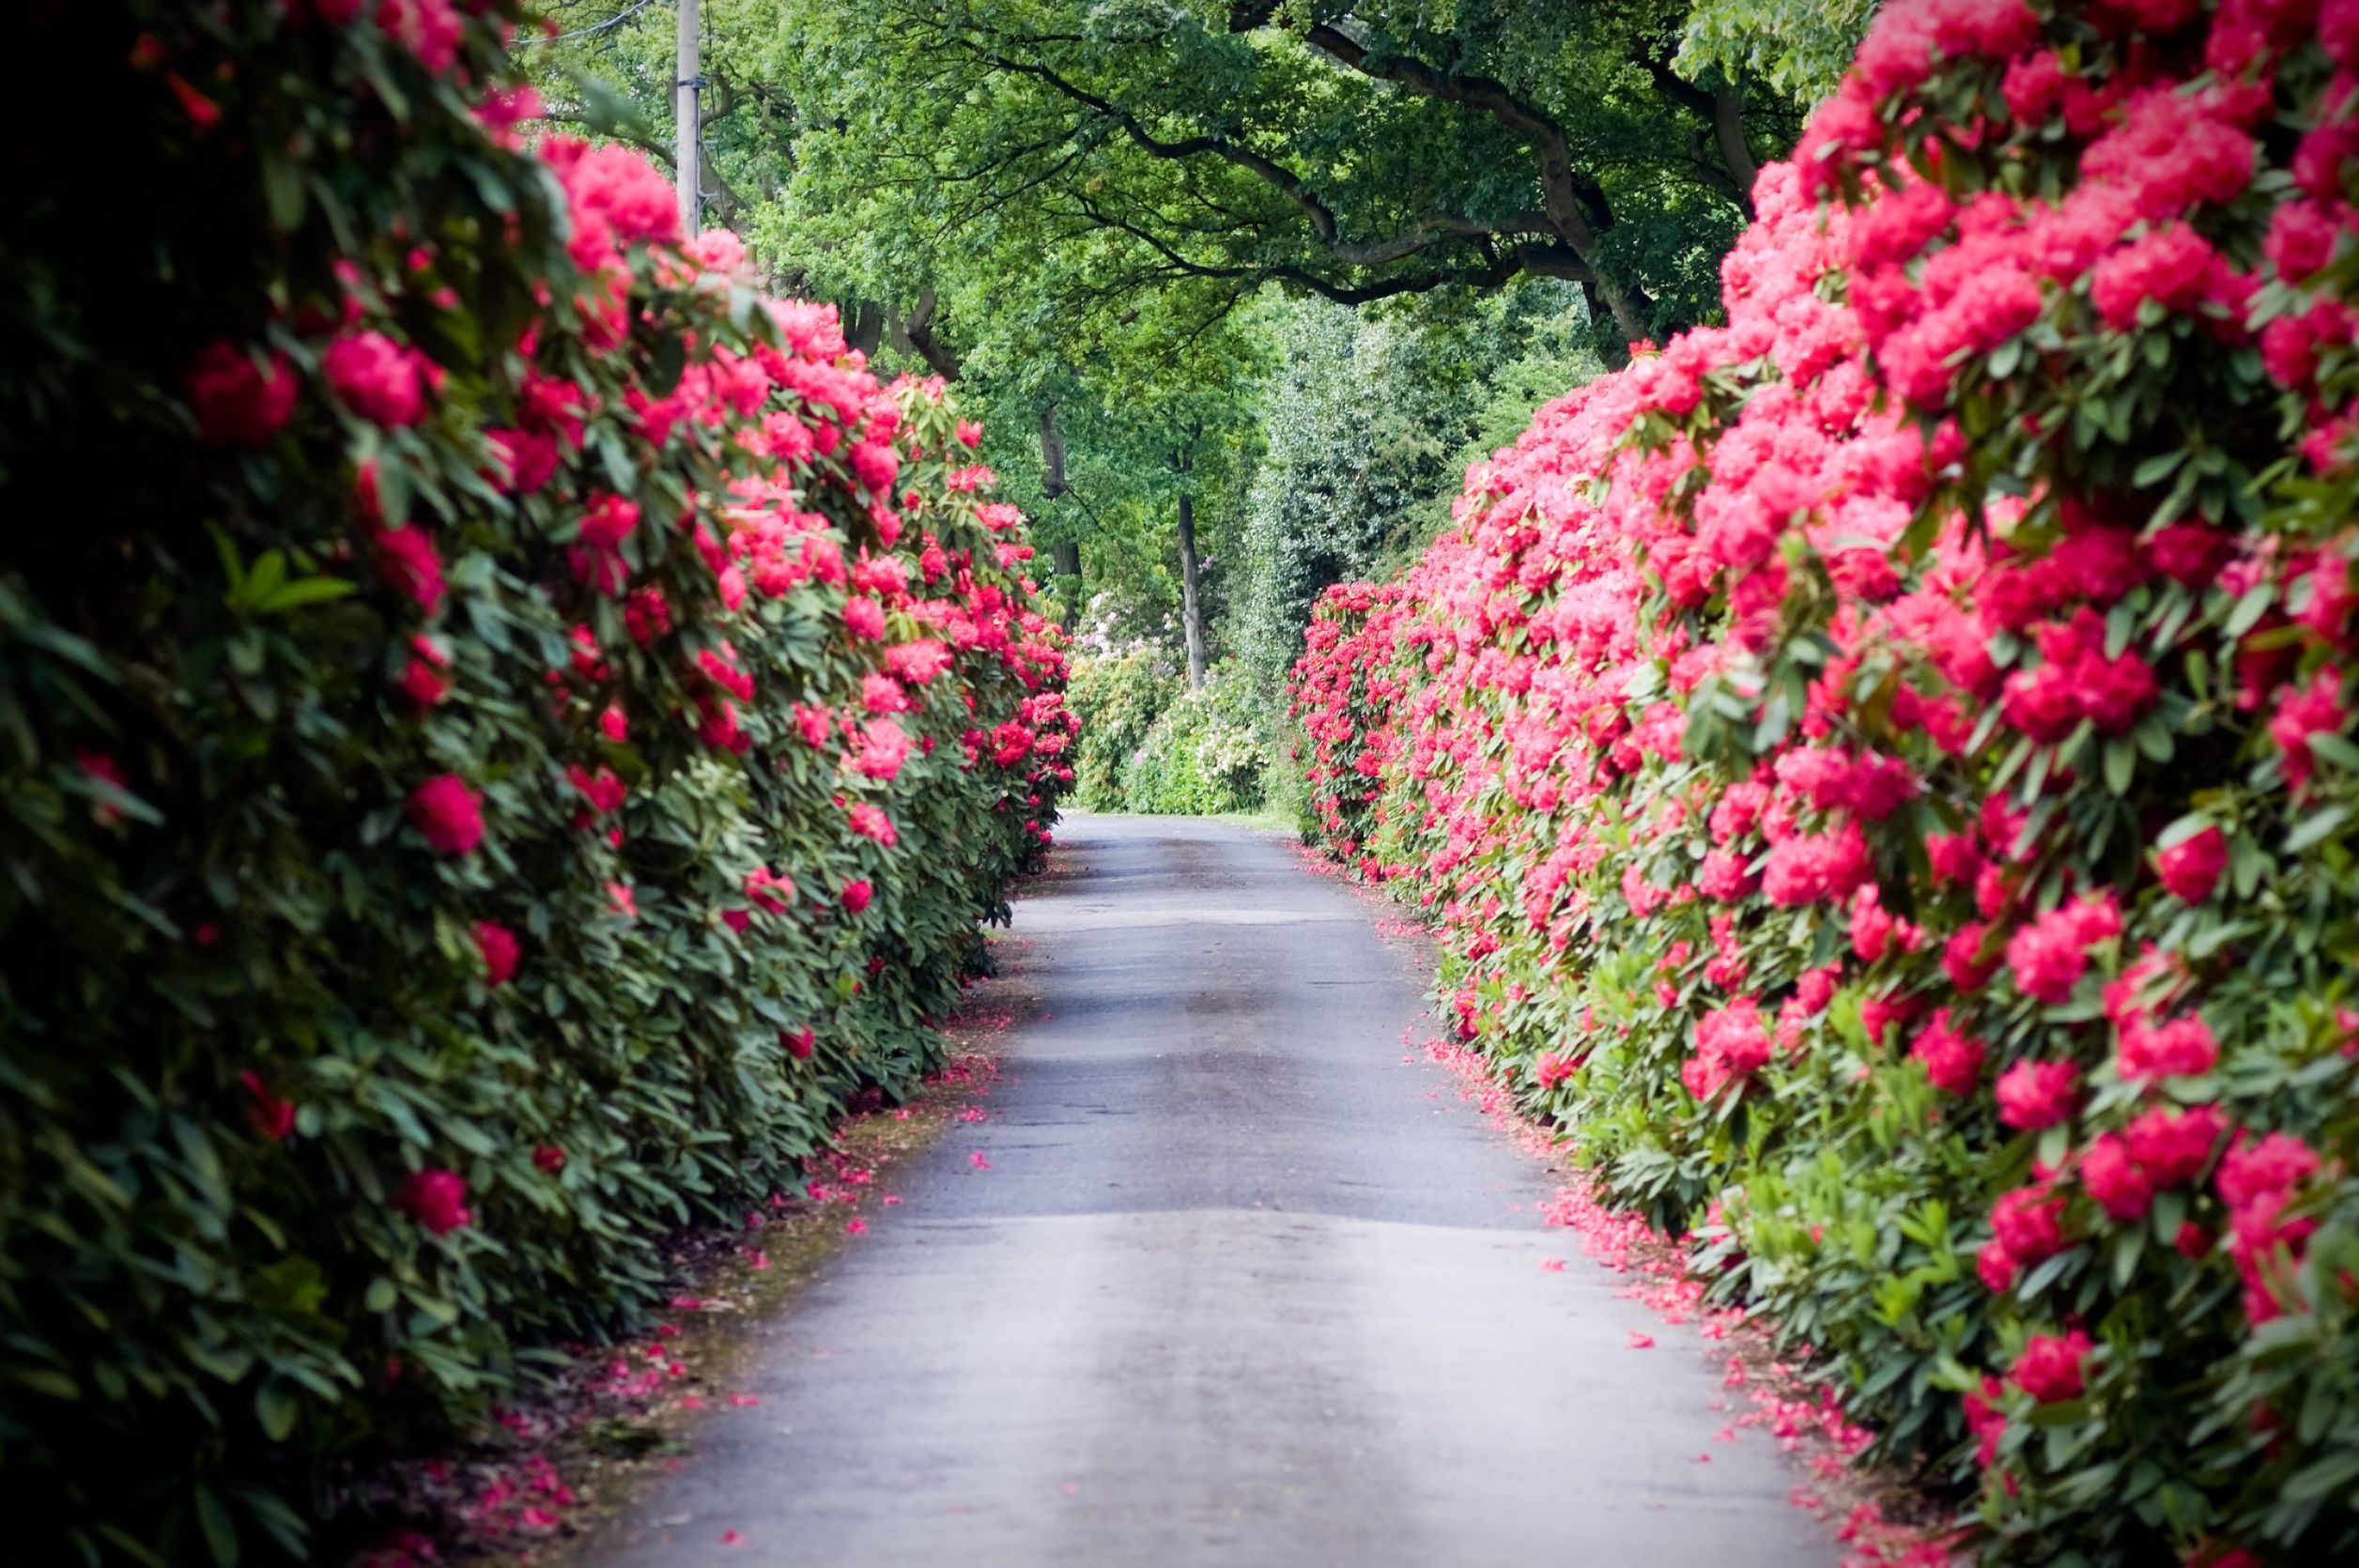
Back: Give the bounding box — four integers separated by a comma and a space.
845, 300, 884, 357
1038, 404, 1068, 499
1177, 493, 1206, 690
902, 289, 962, 380
1051, 540, 1081, 629
1712, 83, 1761, 211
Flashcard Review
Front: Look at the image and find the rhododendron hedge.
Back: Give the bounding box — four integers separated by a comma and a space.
1294, 1, 2359, 1561
0, 3, 1069, 1560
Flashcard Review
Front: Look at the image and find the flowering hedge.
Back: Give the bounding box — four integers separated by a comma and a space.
0, 3, 1070, 1560
1294, 2, 2359, 1561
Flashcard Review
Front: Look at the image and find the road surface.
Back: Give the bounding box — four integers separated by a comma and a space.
582, 812, 1840, 1568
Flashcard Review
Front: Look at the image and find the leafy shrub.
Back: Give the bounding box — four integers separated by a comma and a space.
1065, 649, 1183, 807
1118, 661, 1269, 816
0, 4, 1071, 1561
1293, 2, 2359, 1561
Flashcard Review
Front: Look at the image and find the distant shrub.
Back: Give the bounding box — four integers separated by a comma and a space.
1118, 662, 1269, 816
1066, 649, 1183, 807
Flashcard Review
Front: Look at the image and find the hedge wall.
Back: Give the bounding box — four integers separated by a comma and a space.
0, 3, 1071, 1561
1294, 2, 2359, 1563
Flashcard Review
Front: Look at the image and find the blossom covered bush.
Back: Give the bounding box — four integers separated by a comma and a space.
0, 3, 1070, 1560
1294, 1, 2359, 1560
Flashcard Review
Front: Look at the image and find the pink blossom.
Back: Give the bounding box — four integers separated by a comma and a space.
2011, 1330, 2093, 1404
473, 921, 520, 985
406, 775, 484, 854
239, 1070, 297, 1142
1995, 1059, 2078, 1131
2004, 893, 2120, 1004
1908, 1008, 1985, 1095
2122, 1104, 2226, 1189
1683, 997, 1773, 1100
376, 525, 446, 616
1942, 922, 1999, 992
844, 596, 887, 640
841, 879, 873, 915
396, 1169, 472, 1236
2154, 825, 2228, 902
2269, 668, 2348, 792
187, 342, 298, 446
2079, 1133, 2154, 1221
324, 331, 435, 426
1762, 823, 1872, 906
2090, 225, 2220, 330
2117, 1013, 2219, 1082
1991, 1185, 2067, 1267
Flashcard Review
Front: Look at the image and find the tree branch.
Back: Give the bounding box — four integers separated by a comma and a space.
1300, 23, 1657, 341
902, 289, 962, 380
977, 50, 1550, 274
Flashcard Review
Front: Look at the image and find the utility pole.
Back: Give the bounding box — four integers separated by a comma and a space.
675, 0, 701, 236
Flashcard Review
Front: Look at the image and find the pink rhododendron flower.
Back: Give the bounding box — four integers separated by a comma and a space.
324, 330, 436, 426
2080, 1132, 2154, 1221
1762, 824, 1872, 906
1908, 1008, 1984, 1095
886, 638, 952, 684
1995, 1059, 2078, 1131
853, 718, 911, 780
2005, 893, 2120, 1004
2270, 668, 2348, 792
1683, 997, 1773, 1100
2117, 1012, 2219, 1082
742, 867, 795, 914
405, 775, 484, 854
239, 1070, 296, 1142
2011, 1330, 2093, 1404
376, 524, 446, 616
395, 1169, 472, 1236
186, 342, 298, 446
841, 879, 873, 915
1991, 1184, 2066, 1267
533, 1145, 566, 1175
2122, 1104, 2226, 1190
473, 920, 520, 985
844, 596, 887, 640
847, 802, 897, 845
1942, 922, 1999, 992
2154, 825, 2228, 902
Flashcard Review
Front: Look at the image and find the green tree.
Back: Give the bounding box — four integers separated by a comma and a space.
1677, 0, 1879, 109
1234, 288, 1598, 691
763, 0, 1797, 364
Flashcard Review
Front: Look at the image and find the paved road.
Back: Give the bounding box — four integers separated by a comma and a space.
583, 813, 1839, 1568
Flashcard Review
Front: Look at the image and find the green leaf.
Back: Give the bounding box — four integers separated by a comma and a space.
2225, 582, 2274, 639
254, 1379, 299, 1443
2284, 804, 2350, 854
259, 147, 305, 232
2284, 1451, 2359, 1502
2306, 730, 2359, 774
193, 1487, 239, 1568
2103, 738, 2135, 796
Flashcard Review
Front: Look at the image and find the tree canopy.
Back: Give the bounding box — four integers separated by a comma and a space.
764, 0, 1798, 362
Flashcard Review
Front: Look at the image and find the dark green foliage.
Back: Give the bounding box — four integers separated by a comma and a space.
0, 5, 1070, 1561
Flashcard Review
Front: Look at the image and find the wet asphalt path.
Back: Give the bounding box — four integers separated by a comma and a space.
584, 813, 1839, 1568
